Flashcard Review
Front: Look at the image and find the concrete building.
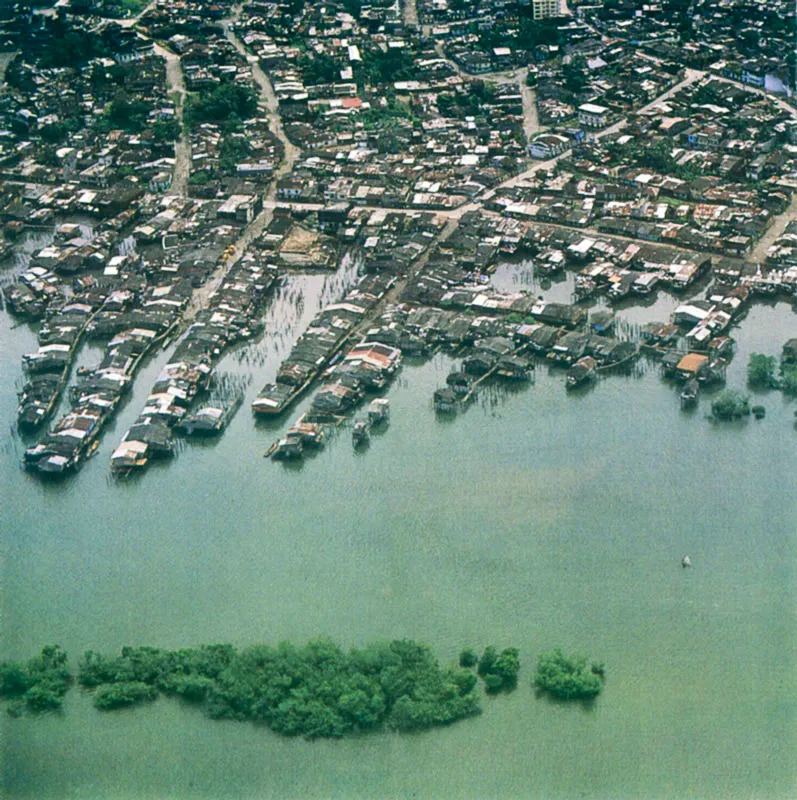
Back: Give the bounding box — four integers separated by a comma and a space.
529, 133, 570, 159
532, 0, 561, 20
578, 102, 609, 128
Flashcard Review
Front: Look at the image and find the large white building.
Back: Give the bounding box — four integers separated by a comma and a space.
578, 102, 610, 128
532, 0, 561, 20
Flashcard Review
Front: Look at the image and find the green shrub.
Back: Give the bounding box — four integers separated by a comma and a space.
711, 389, 750, 420
93, 681, 158, 710
459, 648, 478, 668
477, 646, 520, 692
79, 639, 481, 738
747, 353, 778, 388
24, 682, 65, 712
186, 83, 258, 130
534, 649, 602, 700
1, 646, 71, 715
780, 364, 797, 395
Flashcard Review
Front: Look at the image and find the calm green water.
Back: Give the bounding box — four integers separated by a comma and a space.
1, 262, 796, 799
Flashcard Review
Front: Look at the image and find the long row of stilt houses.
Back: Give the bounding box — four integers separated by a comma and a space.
8, 200, 797, 476
23, 281, 188, 474
110, 257, 278, 474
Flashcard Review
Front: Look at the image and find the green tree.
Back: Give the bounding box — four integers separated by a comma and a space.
93, 681, 158, 710
40, 122, 69, 144
39, 146, 61, 168
517, 17, 564, 52
0, 663, 29, 696
359, 47, 417, 86
45, 639, 482, 738
477, 646, 497, 677
219, 134, 251, 173
534, 649, 602, 700
563, 56, 588, 95
711, 389, 750, 420
105, 91, 152, 132
477, 646, 519, 692
2, 645, 71, 715
780, 364, 797, 395
747, 353, 777, 388
298, 52, 344, 85
186, 82, 258, 129
152, 119, 181, 143
638, 139, 677, 174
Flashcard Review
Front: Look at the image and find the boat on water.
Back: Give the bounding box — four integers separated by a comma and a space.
679, 378, 699, 408
574, 276, 597, 301
682, 556, 692, 568
352, 419, 370, 447
433, 387, 459, 413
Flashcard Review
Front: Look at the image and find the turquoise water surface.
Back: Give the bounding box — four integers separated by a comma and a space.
1, 258, 795, 799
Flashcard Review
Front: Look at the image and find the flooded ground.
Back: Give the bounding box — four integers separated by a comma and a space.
1, 256, 796, 799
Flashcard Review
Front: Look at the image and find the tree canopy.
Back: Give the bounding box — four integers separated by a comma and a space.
102, 91, 153, 133
476, 646, 520, 692
747, 353, 778, 389
711, 389, 751, 420
533, 649, 603, 700
0, 645, 72, 716
186, 82, 258, 130
563, 56, 588, 95
781, 364, 797, 396
75, 639, 482, 738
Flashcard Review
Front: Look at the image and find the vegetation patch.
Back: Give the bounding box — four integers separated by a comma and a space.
186, 83, 258, 131
98, 91, 155, 134
476, 646, 520, 693
437, 81, 496, 119
76, 639, 481, 738
711, 389, 751, 420
533, 649, 604, 701
747, 353, 778, 389
0, 645, 72, 716
780, 364, 797, 396
4, 643, 609, 727
93, 681, 159, 710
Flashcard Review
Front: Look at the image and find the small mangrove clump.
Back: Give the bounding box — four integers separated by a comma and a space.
533, 649, 603, 701
458, 648, 478, 668
780, 364, 797, 396
746, 353, 797, 395
77, 639, 482, 739
476, 646, 520, 693
711, 389, 750, 420
747, 353, 778, 389
0, 645, 71, 716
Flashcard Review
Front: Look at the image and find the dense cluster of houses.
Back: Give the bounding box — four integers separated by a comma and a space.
252, 272, 397, 419
523, 74, 796, 257
1, 0, 796, 475
111, 254, 278, 473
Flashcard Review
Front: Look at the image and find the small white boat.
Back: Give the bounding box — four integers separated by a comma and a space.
681, 555, 692, 568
